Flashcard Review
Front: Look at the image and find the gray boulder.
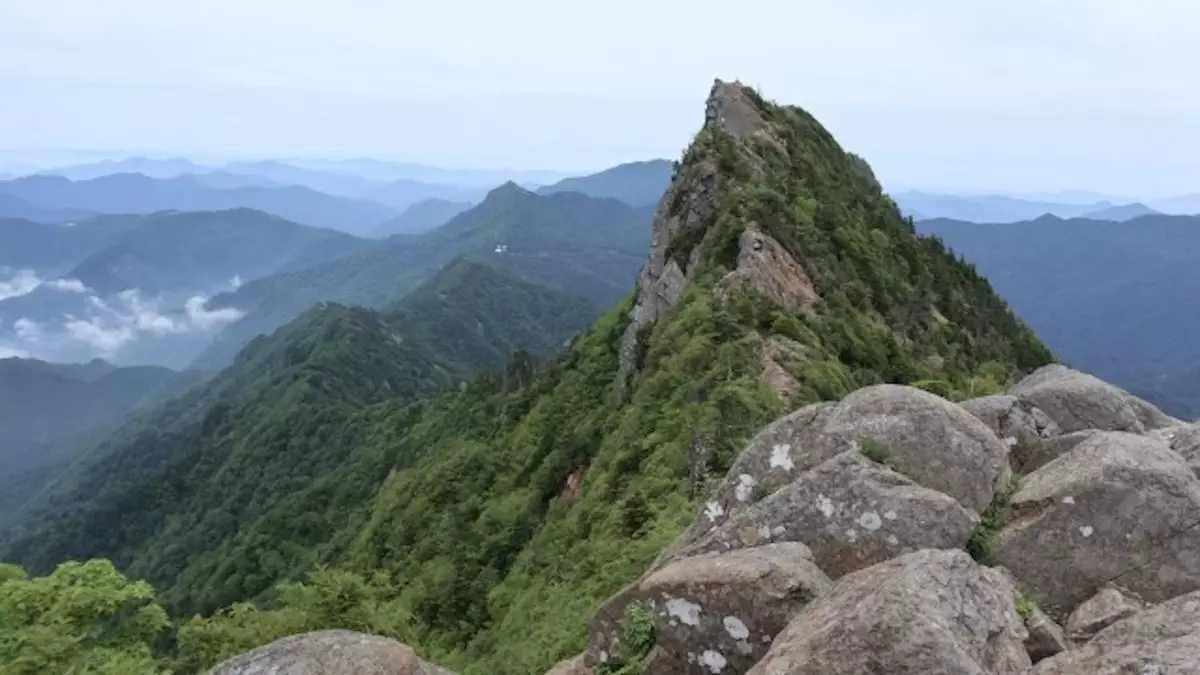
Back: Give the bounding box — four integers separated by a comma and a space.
1034, 590, 1200, 674
1011, 364, 1176, 434
1065, 585, 1145, 644
746, 549, 1031, 675
993, 431, 1200, 619
543, 654, 590, 675
587, 542, 831, 675
207, 630, 454, 675
676, 451, 978, 579
670, 385, 1007, 560
1013, 430, 1100, 475
961, 394, 1059, 451
1170, 424, 1200, 477
1024, 605, 1071, 664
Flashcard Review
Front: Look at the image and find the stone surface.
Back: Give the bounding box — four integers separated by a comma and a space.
1025, 605, 1071, 664
587, 542, 831, 675
745, 550, 1031, 675
543, 654, 590, 675
1065, 586, 1145, 643
1034, 590, 1200, 674
676, 451, 978, 579
715, 227, 818, 315
1171, 424, 1200, 477
994, 431, 1200, 619
759, 335, 806, 403
961, 394, 1059, 451
1014, 430, 1100, 475
1011, 364, 1176, 434
207, 630, 454, 675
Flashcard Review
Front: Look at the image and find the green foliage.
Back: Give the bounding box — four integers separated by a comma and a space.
857, 437, 890, 464
0, 560, 170, 674
1014, 590, 1038, 622
597, 601, 656, 675
967, 475, 1021, 563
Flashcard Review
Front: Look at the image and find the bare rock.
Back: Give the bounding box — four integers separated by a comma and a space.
543, 654, 590, 675
1025, 605, 1071, 663
745, 549, 1031, 675
759, 335, 806, 403
994, 431, 1200, 619
715, 227, 818, 315
1065, 585, 1145, 644
1011, 364, 1176, 434
586, 542, 831, 675
823, 384, 1011, 512
677, 451, 978, 579
1170, 424, 1200, 477
1016, 430, 1101, 474
961, 394, 1059, 449
207, 630, 454, 675
1034, 590, 1200, 674
706, 79, 770, 141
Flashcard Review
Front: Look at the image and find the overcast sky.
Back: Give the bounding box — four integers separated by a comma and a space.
1, 1, 1196, 195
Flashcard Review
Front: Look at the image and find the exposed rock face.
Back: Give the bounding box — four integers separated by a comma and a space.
1065, 585, 1145, 643
961, 394, 1059, 451
745, 550, 1031, 675
207, 630, 454, 675
1034, 590, 1200, 674
1171, 423, 1200, 477
993, 431, 1200, 618
543, 654, 590, 675
715, 227, 818, 314
1014, 429, 1100, 474
586, 542, 831, 675
1011, 364, 1177, 434
759, 335, 806, 403
676, 451, 978, 579
1024, 605, 1071, 664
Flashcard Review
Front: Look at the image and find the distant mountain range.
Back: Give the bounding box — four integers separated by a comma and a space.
537, 159, 672, 206
0, 174, 397, 236
370, 198, 474, 238
1082, 202, 1160, 221
918, 213, 1200, 417
897, 190, 1196, 223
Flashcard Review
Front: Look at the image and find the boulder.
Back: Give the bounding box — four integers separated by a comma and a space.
206, 630, 454, 675
1065, 586, 1144, 643
1034, 590, 1200, 674
993, 431, 1200, 619
745, 550, 1031, 675
1024, 605, 1070, 664
543, 654, 590, 675
587, 542, 831, 675
671, 385, 1008, 558
961, 394, 1059, 451
1170, 424, 1200, 477
1013, 430, 1100, 475
676, 451, 978, 579
1011, 364, 1176, 434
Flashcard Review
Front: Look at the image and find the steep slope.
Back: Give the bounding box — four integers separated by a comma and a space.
0, 260, 597, 616
918, 214, 1200, 417
191, 185, 650, 370
370, 198, 474, 237
537, 159, 673, 206
64, 209, 364, 295
0, 174, 397, 235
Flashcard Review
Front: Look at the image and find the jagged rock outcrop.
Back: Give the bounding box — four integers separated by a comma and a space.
1012, 429, 1100, 474
206, 630, 455, 675
993, 431, 1200, 618
714, 227, 818, 314
674, 451, 978, 579
1170, 423, 1200, 477
1023, 604, 1071, 664
1034, 590, 1200, 673
587, 542, 830, 675
1011, 364, 1179, 434
1065, 585, 1145, 644
961, 394, 1060, 453
745, 550, 1031, 675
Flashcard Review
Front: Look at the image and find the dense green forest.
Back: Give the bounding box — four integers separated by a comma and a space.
0, 82, 1050, 674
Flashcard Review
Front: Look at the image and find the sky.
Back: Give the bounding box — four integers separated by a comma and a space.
1, 0, 1197, 196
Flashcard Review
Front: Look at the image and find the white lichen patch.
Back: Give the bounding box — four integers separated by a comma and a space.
858, 511, 883, 531
771, 525, 786, 536
666, 596, 703, 627
734, 474, 757, 502
815, 494, 835, 518
701, 650, 728, 673
845, 528, 859, 543
723, 616, 750, 640
705, 500, 725, 522
1079, 525, 1094, 537
769, 443, 795, 471
757, 525, 772, 541
1062, 496, 1075, 505
883, 510, 897, 520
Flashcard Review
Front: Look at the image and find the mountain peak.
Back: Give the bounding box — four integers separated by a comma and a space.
487, 180, 531, 199
705, 79, 770, 140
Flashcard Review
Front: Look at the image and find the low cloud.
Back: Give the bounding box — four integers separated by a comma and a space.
0, 269, 90, 301
0, 345, 29, 359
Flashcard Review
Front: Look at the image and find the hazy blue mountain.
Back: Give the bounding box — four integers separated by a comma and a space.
221, 160, 384, 197
1147, 194, 1200, 216
896, 190, 1109, 223
918, 214, 1200, 417
192, 171, 281, 190
369, 198, 474, 237
0, 215, 145, 275
1083, 202, 1161, 221
0, 174, 397, 235
64, 209, 364, 295
361, 179, 486, 211
537, 159, 672, 206
190, 183, 651, 369
41, 157, 209, 181
283, 157, 571, 186
0, 194, 95, 223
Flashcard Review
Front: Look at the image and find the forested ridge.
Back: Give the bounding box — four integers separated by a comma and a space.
0, 81, 1051, 674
